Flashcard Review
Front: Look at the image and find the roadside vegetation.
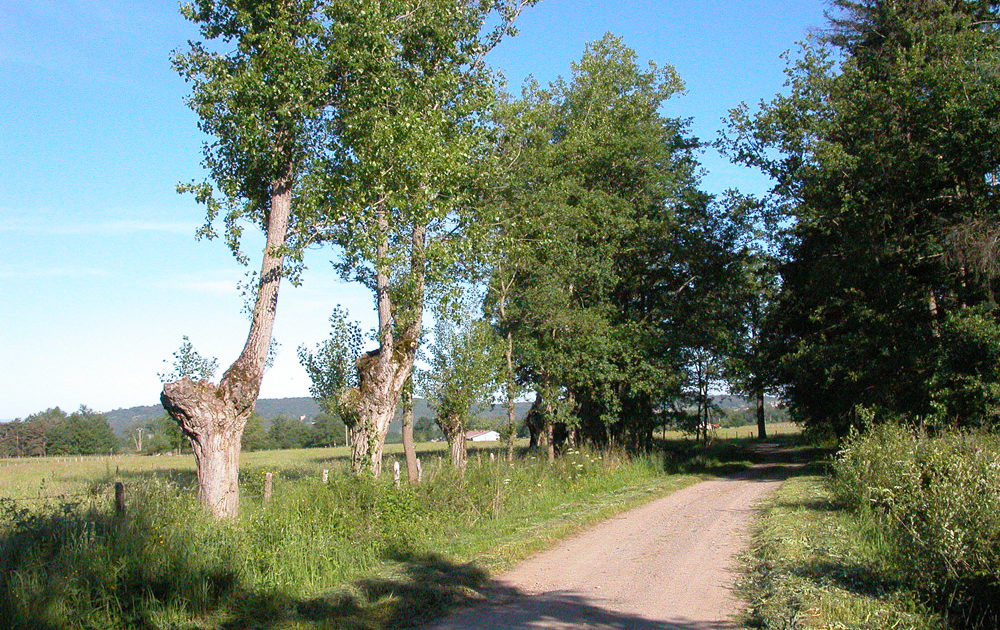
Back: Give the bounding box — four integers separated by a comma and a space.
743, 424, 1000, 629
0, 437, 755, 630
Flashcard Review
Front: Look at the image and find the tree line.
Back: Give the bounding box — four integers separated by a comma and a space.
0, 407, 118, 458
156, 0, 1000, 519
725, 0, 1000, 437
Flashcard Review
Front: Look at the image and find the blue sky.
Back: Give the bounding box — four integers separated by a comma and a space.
0, 0, 830, 419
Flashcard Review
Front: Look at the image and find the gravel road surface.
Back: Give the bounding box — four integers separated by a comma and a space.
422, 457, 799, 629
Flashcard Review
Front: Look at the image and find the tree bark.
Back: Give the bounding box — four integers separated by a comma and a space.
497, 273, 517, 462
525, 396, 544, 450
401, 377, 419, 482
756, 389, 767, 440
349, 217, 425, 477
504, 331, 517, 462
443, 419, 468, 472
161, 168, 292, 518
546, 419, 555, 461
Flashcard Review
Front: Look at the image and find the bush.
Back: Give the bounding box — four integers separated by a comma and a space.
831, 424, 1000, 627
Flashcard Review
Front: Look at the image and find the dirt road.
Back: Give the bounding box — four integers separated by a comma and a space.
422, 458, 799, 630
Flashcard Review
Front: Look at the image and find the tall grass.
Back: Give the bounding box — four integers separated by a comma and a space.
0, 447, 692, 629
831, 424, 1000, 628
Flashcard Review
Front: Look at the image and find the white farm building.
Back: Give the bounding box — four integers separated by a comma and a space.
465, 429, 501, 442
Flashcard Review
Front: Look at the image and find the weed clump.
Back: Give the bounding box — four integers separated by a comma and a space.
831, 424, 1000, 628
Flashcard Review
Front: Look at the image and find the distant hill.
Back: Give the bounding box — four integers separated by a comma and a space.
102, 396, 533, 436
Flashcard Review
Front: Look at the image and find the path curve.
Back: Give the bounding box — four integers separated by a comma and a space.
422, 457, 799, 630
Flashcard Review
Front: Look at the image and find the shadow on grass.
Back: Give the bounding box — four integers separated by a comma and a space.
219, 549, 741, 629
659, 433, 831, 482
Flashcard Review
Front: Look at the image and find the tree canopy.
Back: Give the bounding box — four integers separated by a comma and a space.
725, 0, 1000, 434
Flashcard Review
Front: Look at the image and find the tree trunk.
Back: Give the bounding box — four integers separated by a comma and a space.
161, 168, 292, 519
756, 390, 767, 440
401, 377, 419, 482
445, 421, 468, 472
504, 330, 516, 462
546, 419, 555, 461
525, 396, 544, 450
191, 428, 241, 516
928, 287, 941, 338
351, 355, 408, 477
349, 217, 424, 477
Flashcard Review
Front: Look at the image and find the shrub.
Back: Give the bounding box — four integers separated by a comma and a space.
831, 424, 1000, 627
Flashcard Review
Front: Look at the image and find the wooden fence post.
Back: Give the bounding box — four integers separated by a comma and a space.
263, 472, 273, 505
393, 461, 401, 487
322, 469, 329, 483
114, 482, 125, 516
416, 458, 422, 483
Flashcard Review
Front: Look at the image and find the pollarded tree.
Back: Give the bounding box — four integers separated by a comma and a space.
162, 0, 340, 518
297, 306, 365, 433
421, 310, 501, 472
313, 0, 535, 476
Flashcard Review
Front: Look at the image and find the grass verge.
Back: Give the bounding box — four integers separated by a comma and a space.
739, 471, 947, 630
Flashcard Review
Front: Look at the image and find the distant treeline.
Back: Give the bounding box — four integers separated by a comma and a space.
0, 407, 456, 457
0, 407, 118, 457
1, 396, 779, 458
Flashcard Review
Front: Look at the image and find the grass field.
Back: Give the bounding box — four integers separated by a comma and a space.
0, 422, 800, 502
0, 438, 502, 501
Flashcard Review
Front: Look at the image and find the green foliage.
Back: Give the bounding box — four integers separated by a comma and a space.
741, 474, 945, 630
319, 0, 534, 309
0, 407, 119, 457
725, 1, 1000, 434
266, 415, 315, 450
492, 34, 735, 450
831, 424, 1000, 626
420, 308, 501, 435
297, 306, 365, 418
157, 335, 218, 383
46, 407, 119, 456
173, 0, 339, 267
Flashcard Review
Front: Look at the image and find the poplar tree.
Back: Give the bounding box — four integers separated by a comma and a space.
314, 0, 535, 476
163, 0, 338, 517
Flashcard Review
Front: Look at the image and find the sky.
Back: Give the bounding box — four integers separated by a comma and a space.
0, 0, 831, 420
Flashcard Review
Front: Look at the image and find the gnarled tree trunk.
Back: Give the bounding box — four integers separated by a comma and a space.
448, 425, 468, 472
350, 349, 414, 476
349, 218, 425, 477
161, 171, 292, 518
525, 394, 546, 451
438, 415, 467, 472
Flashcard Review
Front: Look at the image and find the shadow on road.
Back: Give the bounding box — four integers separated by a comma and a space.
423, 587, 742, 629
